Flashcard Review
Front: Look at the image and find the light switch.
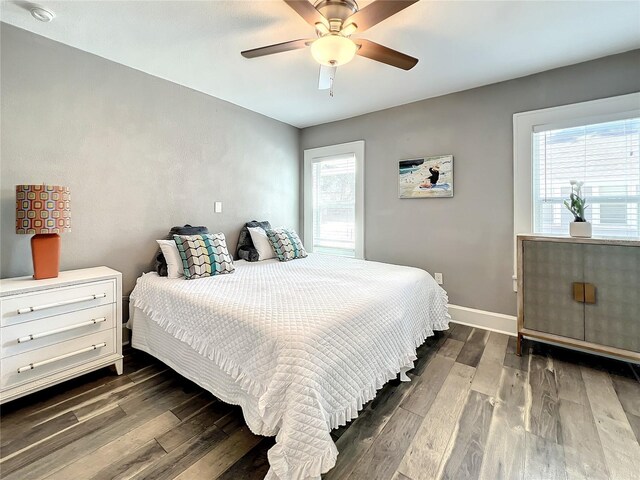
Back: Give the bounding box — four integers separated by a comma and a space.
434, 272, 443, 285
214, 201, 222, 213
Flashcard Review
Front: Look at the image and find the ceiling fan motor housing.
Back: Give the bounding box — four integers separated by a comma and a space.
315, 0, 358, 30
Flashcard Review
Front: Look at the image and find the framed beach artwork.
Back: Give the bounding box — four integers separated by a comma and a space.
398, 155, 454, 198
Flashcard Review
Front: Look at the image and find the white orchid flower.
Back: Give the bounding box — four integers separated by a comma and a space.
576, 181, 584, 187
569, 180, 577, 185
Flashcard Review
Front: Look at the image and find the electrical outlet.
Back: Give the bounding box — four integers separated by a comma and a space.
214, 201, 222, 213
434, 272, 443, 285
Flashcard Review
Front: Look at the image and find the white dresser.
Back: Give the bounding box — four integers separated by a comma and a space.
0, 267, 123, 404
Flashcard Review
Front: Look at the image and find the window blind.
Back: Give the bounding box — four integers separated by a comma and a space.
311, 154, 356, 256
533, 117, 640, 238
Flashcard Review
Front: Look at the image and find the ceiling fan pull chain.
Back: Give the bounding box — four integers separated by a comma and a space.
329, 60, 337, 97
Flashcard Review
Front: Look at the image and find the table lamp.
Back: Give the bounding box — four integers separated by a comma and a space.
16, 185, 71, 280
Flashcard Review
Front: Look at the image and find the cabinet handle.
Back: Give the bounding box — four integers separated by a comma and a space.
572, 282, 596, 304
17, 343, 107, 373
584, 283, 596, 304
17, 317, 107, 344
17, 293, 107, 315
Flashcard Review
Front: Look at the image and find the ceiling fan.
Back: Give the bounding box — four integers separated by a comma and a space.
241, 0, 420, 95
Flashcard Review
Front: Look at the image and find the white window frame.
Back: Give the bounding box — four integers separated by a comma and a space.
304, 141, 365, 259
513, 92, 640, 291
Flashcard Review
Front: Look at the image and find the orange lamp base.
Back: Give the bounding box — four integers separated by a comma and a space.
31, 233, 61, 280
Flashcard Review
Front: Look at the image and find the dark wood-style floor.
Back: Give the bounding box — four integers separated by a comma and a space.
1, 324, 639, 480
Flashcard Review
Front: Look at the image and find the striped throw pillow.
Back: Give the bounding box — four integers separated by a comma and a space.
173, 233, 235, 279
266, 228, 308, 262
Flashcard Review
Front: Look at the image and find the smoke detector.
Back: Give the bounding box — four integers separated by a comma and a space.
30, 6, 55, 22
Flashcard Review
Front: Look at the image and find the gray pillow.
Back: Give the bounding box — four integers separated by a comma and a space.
237, 220, 271, 262
155, 224, 209, 276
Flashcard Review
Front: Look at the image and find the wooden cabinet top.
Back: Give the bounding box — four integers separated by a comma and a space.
517, 234, 640, 247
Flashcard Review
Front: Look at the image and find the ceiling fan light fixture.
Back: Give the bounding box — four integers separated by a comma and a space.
340, 23, 357, 36
315, 22, 330, 35
310, 35, 358, 67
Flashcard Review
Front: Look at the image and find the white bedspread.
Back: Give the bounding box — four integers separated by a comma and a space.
129, 254, 450, 479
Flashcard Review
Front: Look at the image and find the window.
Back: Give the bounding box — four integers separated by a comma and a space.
312, 155, 356, 255
513, 92, 640, 291
304, 141, 364, 258
533, 117, 640, 238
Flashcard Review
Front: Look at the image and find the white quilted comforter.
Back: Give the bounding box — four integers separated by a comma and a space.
129, 254, 450, 479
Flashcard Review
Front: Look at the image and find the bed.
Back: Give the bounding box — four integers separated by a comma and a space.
129, 253, 450, 480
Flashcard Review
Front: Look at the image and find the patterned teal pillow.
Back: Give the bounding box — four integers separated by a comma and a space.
266, 228, 308, 262
173, 233, 235, 279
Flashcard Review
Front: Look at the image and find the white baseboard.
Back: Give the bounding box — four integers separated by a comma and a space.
448, 304, 517, 336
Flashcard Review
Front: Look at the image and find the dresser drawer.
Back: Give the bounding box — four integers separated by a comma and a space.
1, 279, 115, 327
1, 304, 116, 359
1, 329, 116, 391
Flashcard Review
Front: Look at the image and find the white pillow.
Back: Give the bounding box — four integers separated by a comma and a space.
156, 239, 184, 278
247, 227, 276, 260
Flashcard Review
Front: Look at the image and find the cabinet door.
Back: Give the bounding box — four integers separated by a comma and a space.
584, 244, 640, 353
523, 240, 585, 340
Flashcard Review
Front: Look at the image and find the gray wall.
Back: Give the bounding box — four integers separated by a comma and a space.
3, 22, 638, 317
0, 24, 300, 294
301, 50, 640, 315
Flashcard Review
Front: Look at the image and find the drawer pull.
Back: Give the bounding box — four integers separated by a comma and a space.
17, 317, 107, 344
17, 343, 107, 373
17, 293, 107, 315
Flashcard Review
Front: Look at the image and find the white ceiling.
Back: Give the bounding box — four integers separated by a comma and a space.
2, 0, 639, 128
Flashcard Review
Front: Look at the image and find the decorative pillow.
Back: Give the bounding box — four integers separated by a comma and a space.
173, 233, 235, 279
247, 227, 276, 260
156, 224, 209, 276
266, 228, 308, 262
156, 240, 184, 279
236, 220, 271, 262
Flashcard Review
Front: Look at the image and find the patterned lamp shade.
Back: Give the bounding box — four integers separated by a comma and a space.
16, 185, 71, 234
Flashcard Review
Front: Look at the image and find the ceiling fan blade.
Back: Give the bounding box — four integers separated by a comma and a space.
355, 39, 418, 70
344, 0, 419, 33
241, 39, 314, 59
283, 0, 328, 28
318, 65, 337, 90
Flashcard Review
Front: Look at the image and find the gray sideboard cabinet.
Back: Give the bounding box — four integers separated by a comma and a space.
516, 234, 640, 362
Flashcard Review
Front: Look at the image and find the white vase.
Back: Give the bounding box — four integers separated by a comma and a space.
570, 221, 592, 238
